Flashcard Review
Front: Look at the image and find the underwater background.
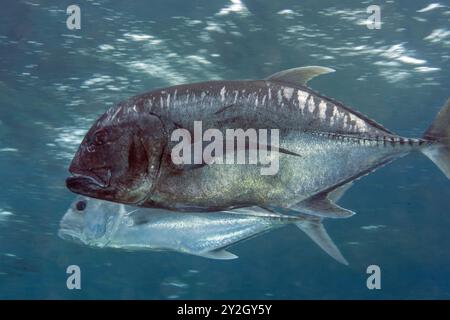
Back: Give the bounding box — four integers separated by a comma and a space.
1, 0, 450, 299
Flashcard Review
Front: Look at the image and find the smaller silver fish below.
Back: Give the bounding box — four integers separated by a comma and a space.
58, 196, 349, 264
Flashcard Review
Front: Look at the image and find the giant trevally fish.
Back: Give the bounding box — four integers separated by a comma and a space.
66, 66, 450, 219
59, 196, 349, 264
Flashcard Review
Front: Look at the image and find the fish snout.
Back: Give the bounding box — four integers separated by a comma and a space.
58, 208, 85, 244
67, 158, 111, 191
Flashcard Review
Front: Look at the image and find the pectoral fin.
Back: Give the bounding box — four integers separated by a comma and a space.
295, 218, 348, 265
291, 182, 355, 219
225, 206, 300, 220
169, 134, 300, 172
200, 249, 238, 260
266, 66, 335, 86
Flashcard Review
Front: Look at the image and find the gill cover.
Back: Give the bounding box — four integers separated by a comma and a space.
126, 111, 168, 202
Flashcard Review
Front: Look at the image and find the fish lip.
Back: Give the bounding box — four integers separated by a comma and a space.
66, 173, 108, 190
58, 214, 85, 244
58, 228, 85, 245
66, 165, 111, 190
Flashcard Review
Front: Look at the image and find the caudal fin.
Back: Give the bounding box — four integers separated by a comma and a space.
422, 98, 450, 179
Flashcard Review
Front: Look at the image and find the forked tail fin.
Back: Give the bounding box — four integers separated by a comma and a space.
421, 98, 450, 179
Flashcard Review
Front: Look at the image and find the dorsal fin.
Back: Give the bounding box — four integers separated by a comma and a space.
265, 66, 335, 86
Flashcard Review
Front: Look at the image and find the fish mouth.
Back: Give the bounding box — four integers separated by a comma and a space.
66, 167, 111, 194
58, 228, 85, 245
58, 208, 85, 244
66, 173, 107, 189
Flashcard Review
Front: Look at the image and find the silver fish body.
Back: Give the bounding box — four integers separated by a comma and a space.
58, 196, 348, 263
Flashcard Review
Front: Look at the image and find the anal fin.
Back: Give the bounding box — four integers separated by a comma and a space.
328, 181, 353, 203
291, 182, 355, 219
295, 218, 348, 265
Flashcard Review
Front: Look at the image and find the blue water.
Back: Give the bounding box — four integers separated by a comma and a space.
1, 0, 450, 299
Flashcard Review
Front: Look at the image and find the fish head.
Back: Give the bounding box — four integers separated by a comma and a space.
58, 196, 122, 246
66, 105, 166, 205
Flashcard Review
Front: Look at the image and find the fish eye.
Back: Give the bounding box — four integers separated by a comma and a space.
76, 200, 87, 211
93, 129, 108, 146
